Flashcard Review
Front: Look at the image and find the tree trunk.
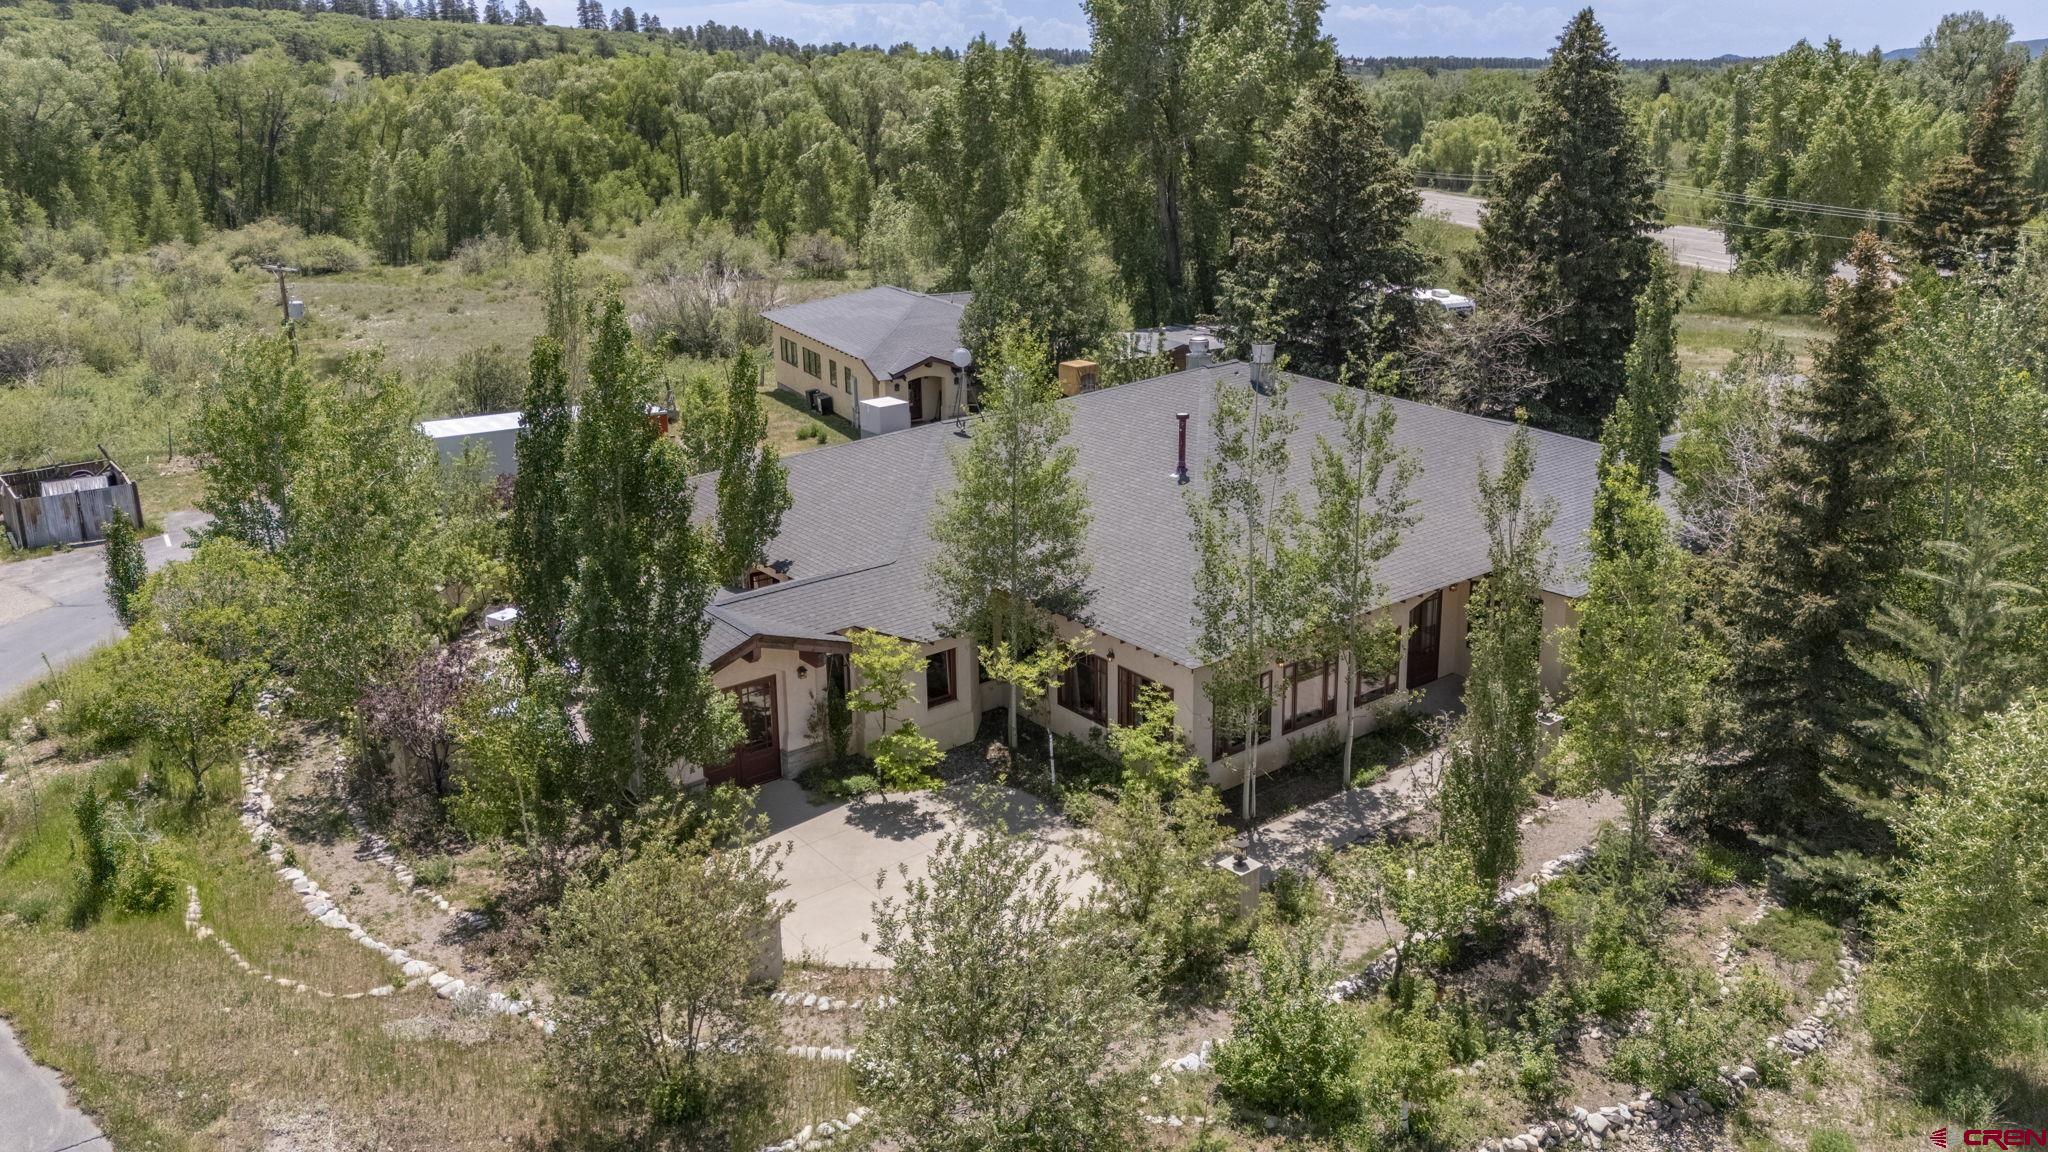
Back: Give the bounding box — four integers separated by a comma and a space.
1006, 681, 1019, 752
1341, 698, 1357, 789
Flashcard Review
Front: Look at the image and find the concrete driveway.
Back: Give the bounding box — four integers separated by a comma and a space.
0, 1018, 105, 1152
758, 779, 1087, 968
1418, 188, 1737, 273
0, 510, 210, 699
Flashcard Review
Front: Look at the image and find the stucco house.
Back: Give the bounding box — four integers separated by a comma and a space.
761, 287, 973, 429
687, 361, 1606, 790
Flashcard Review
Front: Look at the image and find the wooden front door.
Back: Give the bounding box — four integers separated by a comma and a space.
907, 379, 925, 423
708, 676, 781, 786
1407, 591, 1443, 687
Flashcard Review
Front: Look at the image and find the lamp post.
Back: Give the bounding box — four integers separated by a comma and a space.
949, 346, 972, 418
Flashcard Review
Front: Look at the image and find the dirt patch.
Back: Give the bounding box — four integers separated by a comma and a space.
381, 1013, 496, 1047
270, 729, 514, 992
258, 1102, 373, 1152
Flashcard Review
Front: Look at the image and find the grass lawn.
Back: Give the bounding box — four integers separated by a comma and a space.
1676, 312, 1826, 376
0, 741, 863, 1152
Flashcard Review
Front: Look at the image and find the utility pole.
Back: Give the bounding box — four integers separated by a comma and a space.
261, 263, 300, 326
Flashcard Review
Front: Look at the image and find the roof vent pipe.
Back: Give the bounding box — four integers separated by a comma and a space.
1250, 342, 1276, 392
1174, 412, 1191, 484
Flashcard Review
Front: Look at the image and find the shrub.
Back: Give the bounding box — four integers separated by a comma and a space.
1608, 964, 1784, 1101
1688, 270, 1819, 317
1807, 1129, 1856, 1152
538, 799, 789, 1143
1078, 782, 1244, 988
1216, 919, 1369, 1127
453, 233, 521, 277
1354, 999, 1462, 1145
211, 219, 306, 269
291, 233, 370, 274
787, 231, 853, 278
70, 785, 120, 925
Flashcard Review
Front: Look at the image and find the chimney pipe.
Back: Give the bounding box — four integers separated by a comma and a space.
1249, 342, 1276, 392
1173, 412, 1190, 484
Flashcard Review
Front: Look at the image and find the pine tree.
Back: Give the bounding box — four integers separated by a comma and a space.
1902, 66, 2033, 272
1189, 365, 1300, 836
710, 348, 791, 589
927, 323, 1093, 751
566, 299, 739, 821
510, 337, 575, 664
172, 172, 205, 245
1298, 363, 1417, 788
1470, 9, 1656, 434
1722, 233, 1905, 825
103, 511, 148, 628
1439, 422, 1554, 893
1222, 65, 1423, 380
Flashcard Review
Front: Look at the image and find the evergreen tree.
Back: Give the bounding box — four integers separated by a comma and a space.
1555, 416, 1695, 878
1902, 65, 2033, 272
510, 337, 575, 663
103, 511, 148, 628
1722, 233, 1904, 825
927, 324, 1093, 751
172, 172, 204, 245
710, 348, 791, 589
1188, 364, 1300, 835
1222, 66, 1423, 380
959, 144, 1126, 367
1856, 522, 2039, 782
1297, 364, 1418, 788
566, 299, 739, 820
1470, 9, 1656, 434
1440, 422, 1553, 892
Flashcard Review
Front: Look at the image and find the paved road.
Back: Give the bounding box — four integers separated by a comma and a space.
0, 1018, 106, 1152
1418, 188, 1737, 274
0, 511, 210, 700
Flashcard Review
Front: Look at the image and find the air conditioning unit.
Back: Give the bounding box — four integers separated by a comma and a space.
805, 388, 824, 411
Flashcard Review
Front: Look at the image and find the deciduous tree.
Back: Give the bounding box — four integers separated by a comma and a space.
862, 827, 1149, 1152
1554, 420, 1696, 876
1439, 422, 1553, 892
710, 347, 791, 588
1188, 366, 1300, 834
927, 324, 1092, 750
510, 336, 575, 663
960, 144, 1126, 367
566, 298, 739, 819
102, 511, 146, 628
1297, 366, 1417, 787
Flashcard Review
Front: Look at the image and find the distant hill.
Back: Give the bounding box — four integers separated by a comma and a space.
1346, 53, 1754, 74
1882, 36, 2047, 60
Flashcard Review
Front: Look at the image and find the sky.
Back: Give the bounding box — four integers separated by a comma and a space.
629, 0, 2036, 59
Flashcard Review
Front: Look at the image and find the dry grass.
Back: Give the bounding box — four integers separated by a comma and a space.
0, 750, 861, 1151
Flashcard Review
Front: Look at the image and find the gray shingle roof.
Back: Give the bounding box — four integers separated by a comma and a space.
760, 286, 969, 381
700, 364, 1610, 669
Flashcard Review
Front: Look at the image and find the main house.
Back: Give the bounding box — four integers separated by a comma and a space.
761, 287, 973, 430
688, 362, 1606, 790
